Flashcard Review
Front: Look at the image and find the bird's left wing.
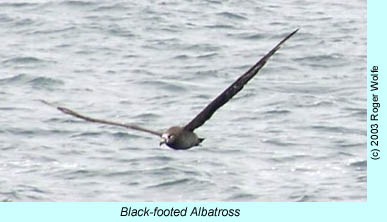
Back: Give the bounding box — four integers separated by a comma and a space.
184, 29, 299, 132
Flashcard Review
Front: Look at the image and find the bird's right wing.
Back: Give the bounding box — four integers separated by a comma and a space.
184, 29, 299, 132
42, 100, 162, 137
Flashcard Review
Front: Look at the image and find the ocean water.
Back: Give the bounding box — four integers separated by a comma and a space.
0, 0, 366, 201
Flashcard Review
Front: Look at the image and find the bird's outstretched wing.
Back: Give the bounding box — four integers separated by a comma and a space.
41, 100, 162, 137
184, 29, 299, 132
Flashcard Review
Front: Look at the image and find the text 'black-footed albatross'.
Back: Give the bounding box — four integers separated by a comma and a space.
44, 29, 299, 150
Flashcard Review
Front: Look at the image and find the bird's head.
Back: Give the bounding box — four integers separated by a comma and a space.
159, 133, 176, 146
159, 126, 182, 147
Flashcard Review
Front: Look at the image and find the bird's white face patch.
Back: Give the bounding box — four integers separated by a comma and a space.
161, 133, 175, 144
159, 133, 169, 146
162, 133, 169, 141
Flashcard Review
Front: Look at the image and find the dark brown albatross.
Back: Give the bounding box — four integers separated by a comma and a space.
45, 29, 298, 150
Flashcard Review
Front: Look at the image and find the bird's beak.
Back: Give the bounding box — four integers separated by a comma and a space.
159, 138, 166, 146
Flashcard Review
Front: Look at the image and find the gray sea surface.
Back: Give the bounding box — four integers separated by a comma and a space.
0, 0, 366, 201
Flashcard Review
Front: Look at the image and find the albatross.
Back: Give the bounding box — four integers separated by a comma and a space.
45, 29, 299, 150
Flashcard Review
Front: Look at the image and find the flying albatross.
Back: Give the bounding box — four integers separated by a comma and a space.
45, 29, 298, 150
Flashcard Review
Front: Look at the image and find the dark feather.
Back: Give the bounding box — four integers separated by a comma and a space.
184, 29, 299, 132
41, 100, 162, 137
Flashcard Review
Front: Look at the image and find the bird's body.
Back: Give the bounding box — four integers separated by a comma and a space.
161, 126, 204, 150
45, 29, 299, 150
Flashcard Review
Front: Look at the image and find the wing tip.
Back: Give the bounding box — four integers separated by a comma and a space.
290, 28, 300, 37
282, 28, 300, 43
